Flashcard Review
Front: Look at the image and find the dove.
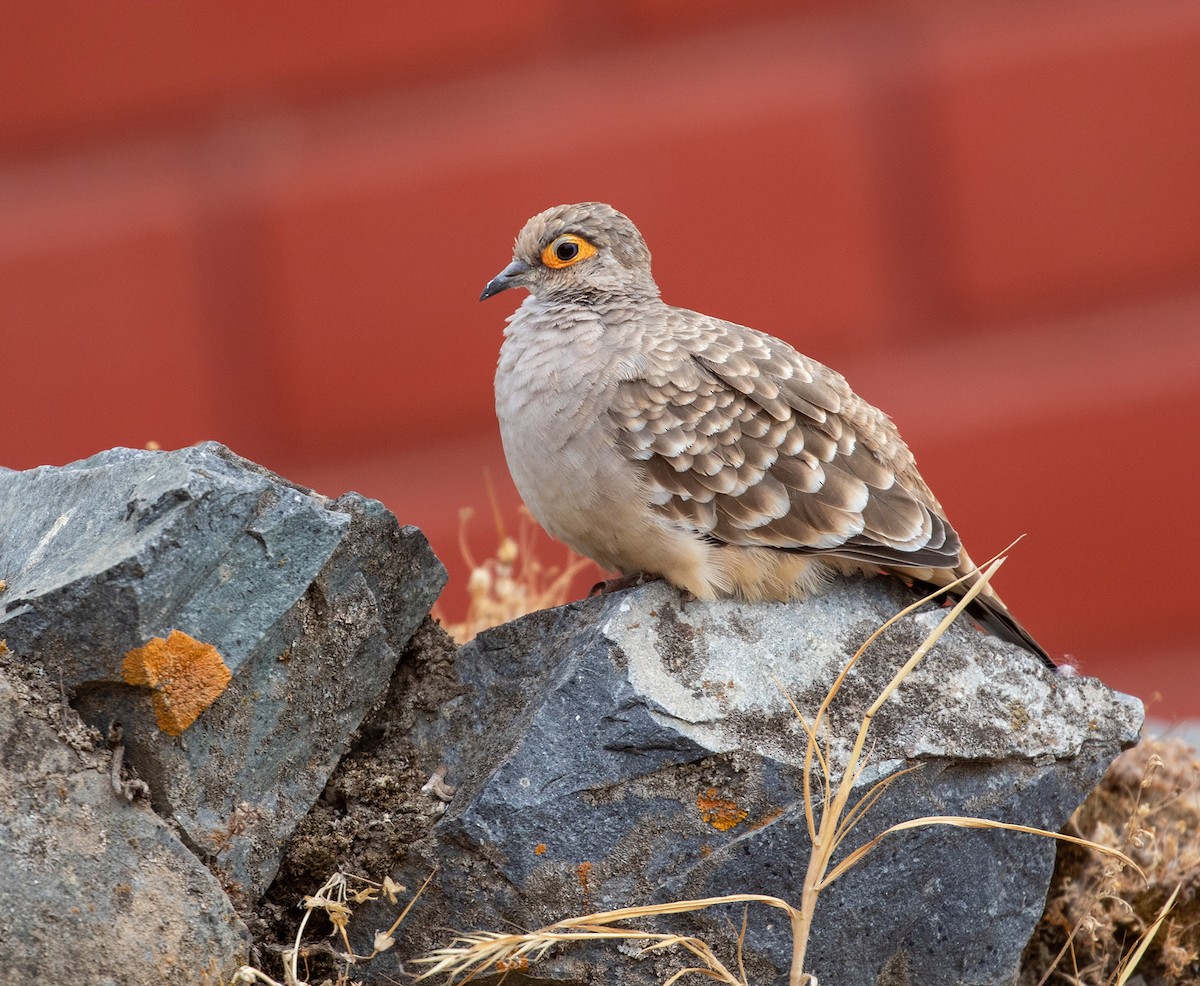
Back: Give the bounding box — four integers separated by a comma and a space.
482, 202, 1053, 666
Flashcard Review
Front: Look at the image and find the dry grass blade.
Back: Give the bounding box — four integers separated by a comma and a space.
794, 543, 1019, 851
789, 551, 1010, 975
551, 893, 800, 926
1113, 882, 1181, 986
772, 674, 826, 844
654, 934, 743, 986
412, 893, 802, 985
419, 929, 732, 984
371, 869, 436, 955
831, 764, 925, 856
734, 906, 749, 986
821, 815, 1145, 889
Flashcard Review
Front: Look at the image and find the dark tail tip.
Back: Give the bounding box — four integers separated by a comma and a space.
909, 578, 1057, 669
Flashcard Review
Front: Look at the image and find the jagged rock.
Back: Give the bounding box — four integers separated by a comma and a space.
0, 664, 248, 985
0, 443, 446, 898
359, 578, 1142, 986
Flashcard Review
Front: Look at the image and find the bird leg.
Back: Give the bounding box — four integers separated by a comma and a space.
589, 571, 662, 596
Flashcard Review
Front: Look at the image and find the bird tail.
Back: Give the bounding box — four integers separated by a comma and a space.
897, 569, 1056, 669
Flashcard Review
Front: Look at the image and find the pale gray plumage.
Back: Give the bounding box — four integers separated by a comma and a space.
483, 202, 1052, 666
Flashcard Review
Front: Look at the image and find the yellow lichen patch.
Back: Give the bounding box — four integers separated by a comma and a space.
122, 630, 232, 736
696, 787, 748, 832
534, 843, 547, 856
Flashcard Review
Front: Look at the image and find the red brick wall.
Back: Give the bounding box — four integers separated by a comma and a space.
3, 1, 1198, 713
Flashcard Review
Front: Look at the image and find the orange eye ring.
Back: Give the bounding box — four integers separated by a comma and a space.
541, 234, 597, 269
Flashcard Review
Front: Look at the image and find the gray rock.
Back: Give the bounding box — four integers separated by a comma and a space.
365, 578, 1141, 986
0, 443, 446, 898
0, 665, 248, 986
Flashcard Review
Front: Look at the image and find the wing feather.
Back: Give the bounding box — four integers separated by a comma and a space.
608, 313, 962, 569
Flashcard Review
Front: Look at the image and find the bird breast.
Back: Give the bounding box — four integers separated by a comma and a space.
495, 300, 662, 570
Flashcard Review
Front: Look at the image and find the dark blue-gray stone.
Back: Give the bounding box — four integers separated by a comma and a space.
0, 442, 446, 897
362, 578, 1141, 986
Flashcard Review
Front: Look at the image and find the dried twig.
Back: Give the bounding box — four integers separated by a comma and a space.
108, 721, 150, 801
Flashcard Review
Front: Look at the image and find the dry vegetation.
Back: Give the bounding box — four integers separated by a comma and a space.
231, 515, 1199, 986
238, 740, 1197, 986
409, 552, 1138, 986
1021, 735, 1200, 985
431, 498, 596, 643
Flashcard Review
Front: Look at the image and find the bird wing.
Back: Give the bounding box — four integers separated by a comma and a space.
607, 313, 961, 570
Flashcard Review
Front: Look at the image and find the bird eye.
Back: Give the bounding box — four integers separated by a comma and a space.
541, 234, 596, 269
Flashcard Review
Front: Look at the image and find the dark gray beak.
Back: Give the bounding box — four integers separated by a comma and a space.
479, 259, 531, 301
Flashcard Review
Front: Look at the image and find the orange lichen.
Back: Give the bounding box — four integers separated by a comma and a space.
577, 861, 593, 911
747, 806, 786, 831
696, 787, 748, 832
534, 843, 547, 856
122, 629, 232, 736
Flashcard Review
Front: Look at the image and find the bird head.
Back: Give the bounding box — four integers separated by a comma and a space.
480, 202, 660, 304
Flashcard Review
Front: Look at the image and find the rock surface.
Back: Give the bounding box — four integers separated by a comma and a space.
359, 578, 1142, 986
0, 443, 447, 899
0, 663, 248, 986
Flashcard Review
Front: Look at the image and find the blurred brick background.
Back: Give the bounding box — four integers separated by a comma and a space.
2, 1, 1198, 714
